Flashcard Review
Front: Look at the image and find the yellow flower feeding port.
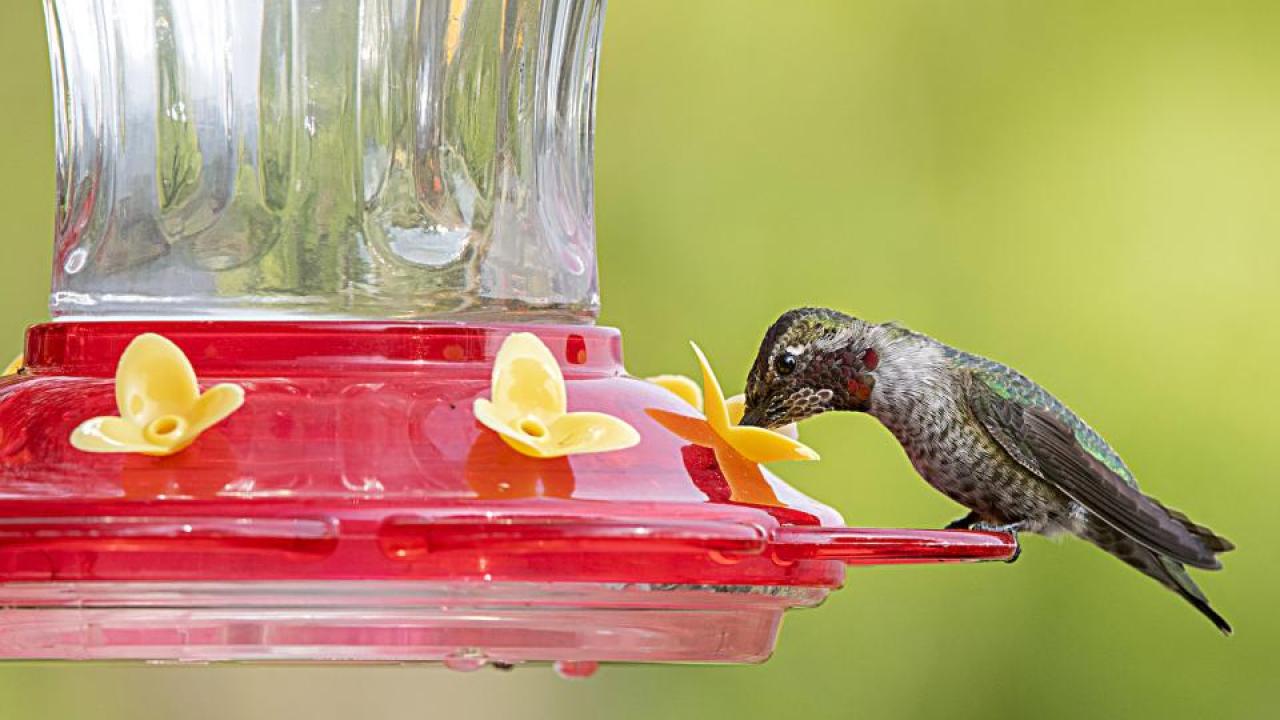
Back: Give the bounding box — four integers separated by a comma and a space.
70, 334, 244, 457
473, 333, 639, 459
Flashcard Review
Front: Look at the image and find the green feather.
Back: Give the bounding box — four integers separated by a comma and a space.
943, 347, 1138, 487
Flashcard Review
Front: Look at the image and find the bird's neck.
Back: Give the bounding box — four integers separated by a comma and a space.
865, 328, 955, 437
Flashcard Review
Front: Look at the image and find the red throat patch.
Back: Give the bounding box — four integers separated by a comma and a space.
847, 378, 871, 402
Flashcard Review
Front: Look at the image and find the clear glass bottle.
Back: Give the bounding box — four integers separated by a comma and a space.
44, 0, 604, 321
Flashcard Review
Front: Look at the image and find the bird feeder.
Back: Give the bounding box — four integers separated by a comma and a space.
0, 0, 1014, 669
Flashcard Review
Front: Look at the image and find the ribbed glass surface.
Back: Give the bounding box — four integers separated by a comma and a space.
44, 0, 604, 320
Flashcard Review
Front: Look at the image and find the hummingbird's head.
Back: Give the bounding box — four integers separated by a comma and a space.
740, 307, 879, 429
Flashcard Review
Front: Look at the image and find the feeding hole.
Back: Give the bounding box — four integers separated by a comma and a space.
518, 418, 548, 438
144, 415, 189, 445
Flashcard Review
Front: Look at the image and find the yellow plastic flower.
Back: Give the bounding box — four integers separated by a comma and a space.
646, 374, 702, 410
646, 343, 818, 506
2, 354, 21, 376
474, 332, 640, 458
647, 374, 800, 440
70, 334, 245, 457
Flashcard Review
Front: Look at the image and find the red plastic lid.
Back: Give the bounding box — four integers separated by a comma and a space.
0, 322, 1013, 663
0, 321, 1013, 588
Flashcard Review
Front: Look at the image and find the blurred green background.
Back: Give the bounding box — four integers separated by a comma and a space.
2, 1, 1278, 718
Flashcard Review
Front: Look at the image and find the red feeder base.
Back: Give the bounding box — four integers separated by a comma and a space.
0, 322, 1014, 665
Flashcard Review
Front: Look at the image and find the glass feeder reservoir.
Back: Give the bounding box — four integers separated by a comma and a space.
49, 0, 599, 321
0, 0, 1014, 668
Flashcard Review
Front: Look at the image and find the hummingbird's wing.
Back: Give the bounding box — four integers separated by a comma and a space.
960, 372, 1220, 570
1021, 408, 1220, 570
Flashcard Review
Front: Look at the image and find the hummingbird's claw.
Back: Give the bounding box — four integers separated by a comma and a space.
971, 520, 1025, 534
945, 511, 982, 530
942, 513, 1021, 563
1004, 536, 1022, 564
960, 520, 1023, 564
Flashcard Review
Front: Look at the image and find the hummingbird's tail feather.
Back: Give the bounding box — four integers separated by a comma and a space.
1080, 521, 1232, 635
1163, 505, 1235, 554
1150, 555, 1233, 635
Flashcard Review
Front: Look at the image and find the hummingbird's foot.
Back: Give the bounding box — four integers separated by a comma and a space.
945, 511, 982, 530
969, 521, 1024, 563
971, 521, 1025, 534
942, 515, 1022, 562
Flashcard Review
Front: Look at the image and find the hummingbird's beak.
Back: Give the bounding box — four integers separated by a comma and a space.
738, 403, 768, 428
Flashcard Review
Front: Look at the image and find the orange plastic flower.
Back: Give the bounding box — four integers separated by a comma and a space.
647, 374, 800, 440
473, 332, 640, 458
646, 343, 818, 505
70, 334, 245, 457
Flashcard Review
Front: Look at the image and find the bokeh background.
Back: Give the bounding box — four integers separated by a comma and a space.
3, 1, 1279, 718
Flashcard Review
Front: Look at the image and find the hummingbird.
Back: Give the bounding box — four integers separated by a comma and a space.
740, 307, 1233, 633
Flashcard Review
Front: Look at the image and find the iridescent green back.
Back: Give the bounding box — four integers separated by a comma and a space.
943, 346, 1139, 487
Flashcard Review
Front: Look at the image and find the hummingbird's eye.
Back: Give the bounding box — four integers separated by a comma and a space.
776, 353, 798, 376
